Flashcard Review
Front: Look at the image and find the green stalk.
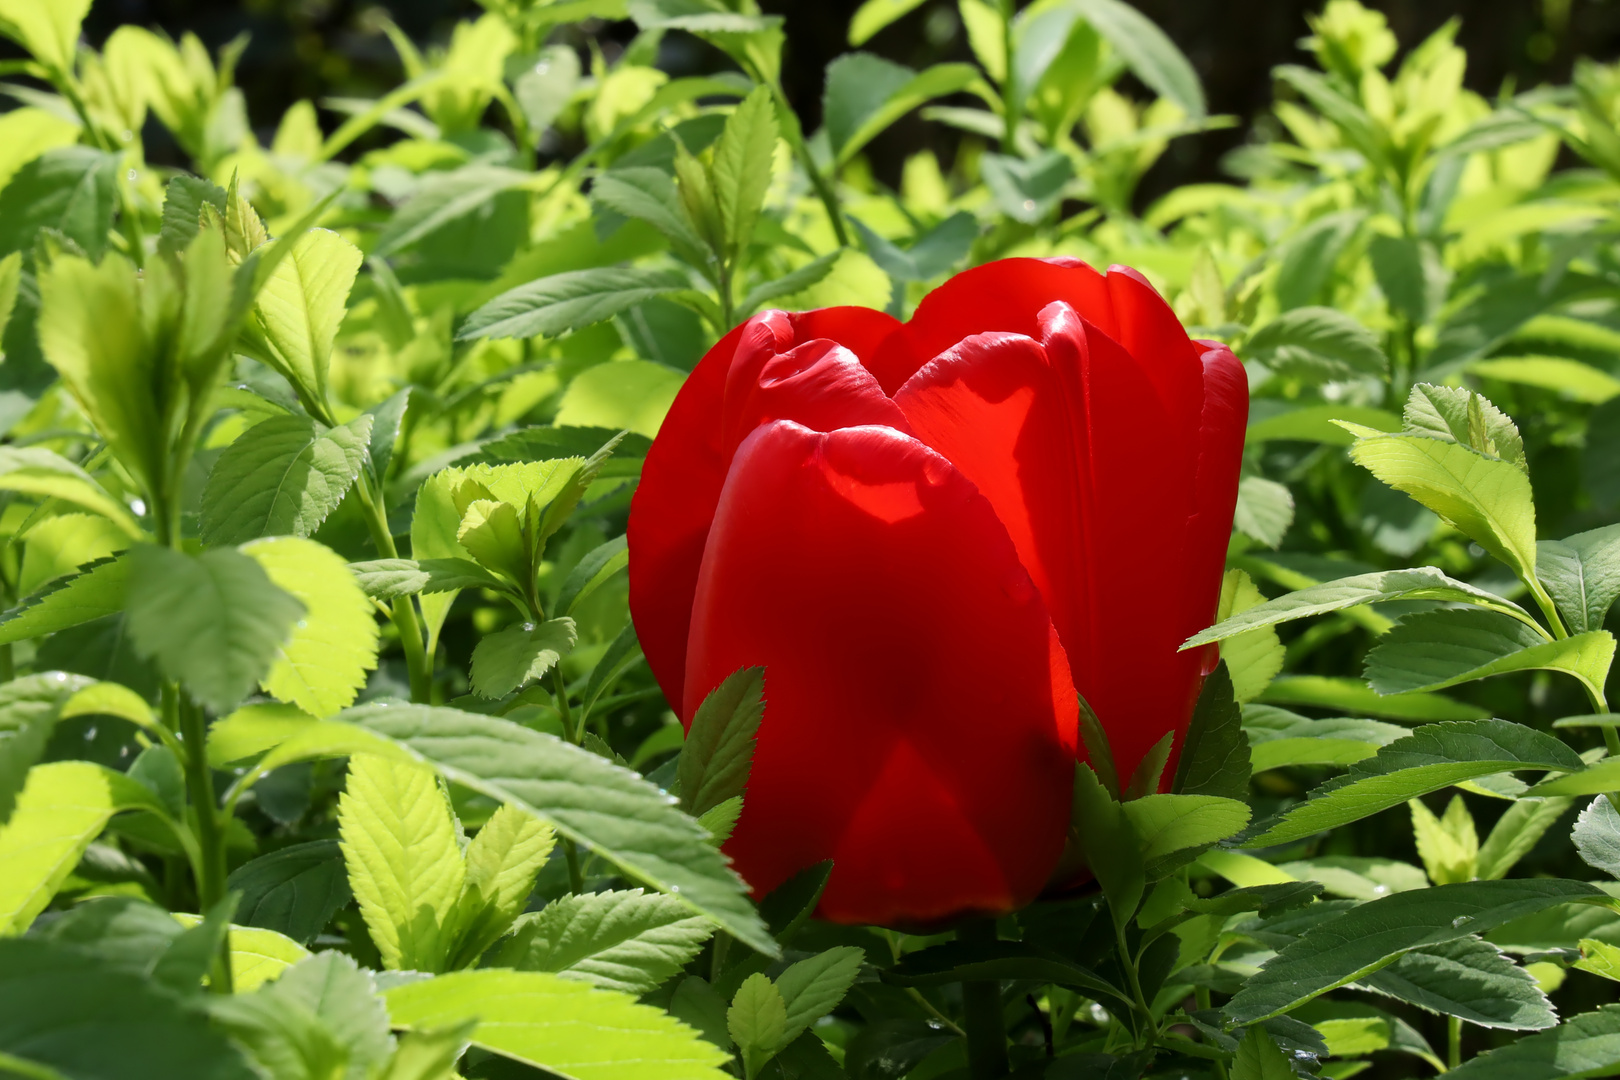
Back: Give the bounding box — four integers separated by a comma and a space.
178, 693, 232, 992
958, 919, 1010, 1079
999, 0, 1019, 153
1447, 1015, 1462, 1070
767, 83, 850, 247
353, 470, 432, 703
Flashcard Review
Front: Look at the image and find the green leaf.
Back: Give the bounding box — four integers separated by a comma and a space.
343, 703, 774, 955
1233, 1025, 1294, 1080
556, 535, 628, 617
0, 937, 257, 1080
1575, 796, 1620, 880
1214, 571, 1284, 704
730, 972, 788, 1076
737, 251, 841, 316
1072, 0, 1206, 118
211, 951, 394, 1080
591, 168, 709, 264
247, 228, 364, 407
0, 761, 165, 934
678, 667, 765, 818
375, 166, 533, 256
1123, 794, 1251, 878
470, 618, 578, 699
711, 87, 777, 259
495, 888, 714, 995
514, 45, 582, 136
1274, 856, 1427, 901
980, 150, 1075, 223
1172, 662, 1251, 799
1477, 796, 1573, 880
1369, 233, 1446, 324
0, 0, 90, 72
412, 473, 471, 659
0, 672, 94, 826
384, 969, 733, 1080
1185, 566, 1533, 649
0, 446, 143, 538
17, 513, 128, 598
1444, 1004, 1620, 1080
885, 940, 1130, 1011
337, 753, 465, 972
243, 536, 380, 718
1345, 432, 1538, 582
459, 267, 690, 341
1531, 760, 1620, 797
157, 176, 228, 259
852, 211, 977, 284
555, 360, 685, 438
1259, 674, 1488, 721
696, 795, 742, 846
200, 414, 373, 546
1360, 935, 1555, 1030
822, 54, 980, 165
1244, 706, 1405, 772
775, 947, 864, 1047
1246, 403, 1403, 445
1404, 384, 1526, 472
1224, 878, 1616, 1024
848, 0, 929, 44
1473, 356, 1620, 405
1233, 475, 1294, 548
1247, 306, 1387, 381
1068, 763, 1144, 930
1243, 720, 1587, 848
445, 802, 555, 968
1364, 609, 1614, 699
1410, 794, 1478, 885
1274, 212, 1364, 313
125, 545, 306, 715
1537, 524, 1620, 634
0, 147, 119, 261
226, 840, 352, 946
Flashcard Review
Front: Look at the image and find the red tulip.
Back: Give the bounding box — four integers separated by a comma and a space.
628, 258, 1247, 927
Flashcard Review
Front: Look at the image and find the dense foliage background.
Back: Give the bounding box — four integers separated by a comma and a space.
1, 0, 1620, 1078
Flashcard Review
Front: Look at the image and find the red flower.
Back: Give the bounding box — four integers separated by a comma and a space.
628, 258, 1247, 927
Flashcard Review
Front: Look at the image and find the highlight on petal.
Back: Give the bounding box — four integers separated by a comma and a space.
683, 420, 1078, 926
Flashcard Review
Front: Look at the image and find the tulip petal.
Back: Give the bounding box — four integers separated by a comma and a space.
629, 308, 900, 711
683, 420, 1077, 926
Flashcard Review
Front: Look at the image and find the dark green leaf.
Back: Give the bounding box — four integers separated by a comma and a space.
1247, 306, 1387, 380
375, 166, 532, 256
1244, 719, 1586, 848
364, 387, 412, 485
591, 168, 708, 263
460, 267, 690, 341
1224, 878, 1614, 1023
1073, 0, 1205, 118
822, 53, 979, 164
1232, 1025, 1294, 1080
226, 840, 353, 945
1359, 935, 1555, 1030
677, 666, 764, 818
1369, 233, 1447, 324
1274, 214, 1364, 313
1575, 796, 1620, 880
158, 176, 228, 258
1538, 524, 1620, 634
738, 251, 840, 315
980, 150, 1074, 223
469, 618, 578, 699
1445, 1004, 1620, 1080
0, 672, 93, 825
1587, 398, 1620, 512
200, 414, 373, 546
555, 535, 628, 617
495, 888, 713, 995
884, 940, 1130, 1008
1364, 608, 1614, 698
0, 147, 120, 261
124, 546, 306, 714
1172, 662, 1250, 799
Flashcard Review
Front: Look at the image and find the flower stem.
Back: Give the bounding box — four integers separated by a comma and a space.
958, 919, 1009, 1079
177, 689, 233, 993
353, 470, 431, 703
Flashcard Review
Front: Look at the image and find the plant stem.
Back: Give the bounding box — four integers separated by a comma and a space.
553, 665, 579, 745
562, 838, 585, 894
999, 0, 1019, 153
177, 689, 233, 993
958, 919, 1010, 1080
1447, 1015, 1462, 1070
1113, 919, 1154, 1051
767, 83, 850, 248
353, 470, 431, 702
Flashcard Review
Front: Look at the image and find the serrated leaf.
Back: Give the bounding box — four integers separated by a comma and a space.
243, 536, 379, 718
469, 618, 578, 699
1369, 233, 1447, 324
1243, 720, 1586, 848
556, 535, 628, 617
591, 168, 708, 263
1247, 307, 1387, 381
1215, 571, 1284, 704
375, 166, 532, 256
1233, 1025, 1293, 1080
496, 888, 713, 996
385, 969, 732, 1080
1185, 566, 1531, 649
1404, 384, 1526, 472
459, 267, 690, 341
446, 803, 555, 968
0, 672, 94, 826
0, 446, 142, 538
1347, 432, 1538, 583
1124, 794, 1251, 879
0, 553, 129, 645
1273, 857, 1428, 901
1477, 796, 1573, 880
158, 176, 228, 259
1444, 1004, 1620, 1080
338, 753, 465, 972
249, 228, 363, 407
213, 951, 394, 1080
1172, 663, 1251, 800
1068, 763, 1144, 931
1225, 879, 1615, 1024
738, 250, 840, 316
1359, 935, 1555, 1030
1244, 706, 1406, 772
711, 87, 777, 259
125, 545, 306, 714
340, 704, 773, 955
776, 947, 864, 1047
678, 667, 764, 818
1575, 796, 1620, 880
730, 972, 787, 1074
226, 840, 353, 946
1410, 794, 1478, 885
1365, 608, 1614, 699
1537, 524, 1620, 634
0, 761, 164, 935
0, 147, 119, 261
200, 414, 372, 546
